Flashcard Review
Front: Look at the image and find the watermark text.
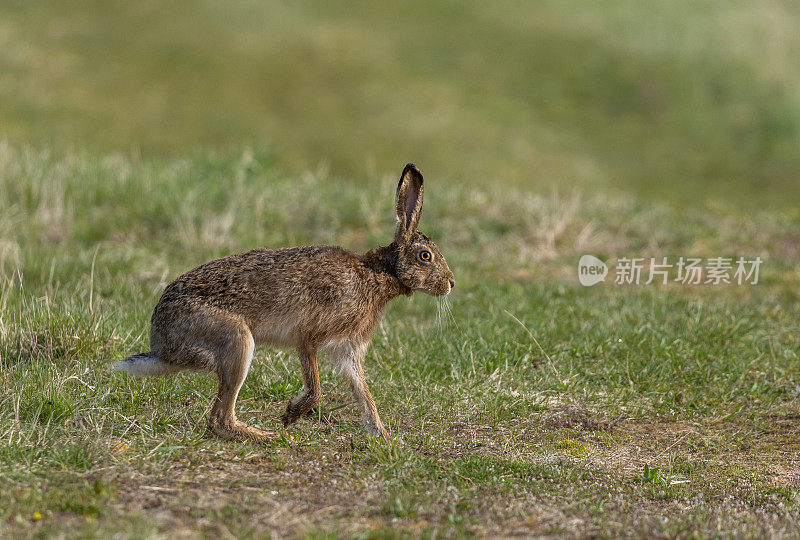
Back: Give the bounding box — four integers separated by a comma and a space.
578, 256, 762, 286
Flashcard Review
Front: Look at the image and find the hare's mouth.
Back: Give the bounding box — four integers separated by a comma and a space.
418, 279, 452, 297
434, 284, 452, 297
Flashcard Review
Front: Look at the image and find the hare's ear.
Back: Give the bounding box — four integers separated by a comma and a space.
394, 163, 424, 244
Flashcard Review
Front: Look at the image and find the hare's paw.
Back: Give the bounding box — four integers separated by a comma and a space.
209, 418, 273, 443
281, 392, 322, 427
364, 423, 392, 442
281, 406, 301, 428
281, 412, 293, 428
281, 407, 310, 427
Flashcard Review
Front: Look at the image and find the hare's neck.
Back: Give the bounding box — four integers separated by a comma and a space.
361, 243, 411, 301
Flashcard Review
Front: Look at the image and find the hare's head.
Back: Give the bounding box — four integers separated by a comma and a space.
392, 164, 454, 297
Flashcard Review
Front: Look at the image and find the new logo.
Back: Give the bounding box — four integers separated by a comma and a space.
578, 255, 608, 286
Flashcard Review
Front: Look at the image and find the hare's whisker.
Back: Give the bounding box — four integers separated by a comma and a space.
443, 296, 459, 331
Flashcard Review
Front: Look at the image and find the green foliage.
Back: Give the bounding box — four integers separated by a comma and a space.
1, 1, 799, 206
0, 147, 798, 536
636, 463, 683, 488
1, 1, 800, 535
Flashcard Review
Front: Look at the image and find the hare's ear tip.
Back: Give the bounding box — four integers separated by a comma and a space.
402, 163, 423, 179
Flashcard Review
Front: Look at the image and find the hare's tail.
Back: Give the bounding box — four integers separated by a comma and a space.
113, 352, 176, 377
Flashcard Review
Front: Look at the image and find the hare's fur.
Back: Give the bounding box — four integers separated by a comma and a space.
115, 164, 454, 442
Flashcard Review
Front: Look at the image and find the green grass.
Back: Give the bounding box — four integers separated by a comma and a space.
2, 0, 800, 536
1, 146, 800, 537
2, 0, 800, 206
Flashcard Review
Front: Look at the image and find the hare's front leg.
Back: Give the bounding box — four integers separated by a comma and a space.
282, 342, 322, 427
333, 343, 390, 440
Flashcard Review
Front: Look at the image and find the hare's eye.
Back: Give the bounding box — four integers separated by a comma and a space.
418, 250, 432, 262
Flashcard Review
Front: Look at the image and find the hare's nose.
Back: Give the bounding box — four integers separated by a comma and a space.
448, 278, 455, 289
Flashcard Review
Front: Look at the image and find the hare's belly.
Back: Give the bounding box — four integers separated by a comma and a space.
250, 315, 300, 347
249, 305, 374, 348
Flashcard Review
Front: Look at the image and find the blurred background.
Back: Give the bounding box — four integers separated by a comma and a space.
2, 0, 799, 208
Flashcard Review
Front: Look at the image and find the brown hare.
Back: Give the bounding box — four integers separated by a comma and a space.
115, 164, 454, 442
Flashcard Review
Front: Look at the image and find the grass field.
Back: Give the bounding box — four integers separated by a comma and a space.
1, 146, 799, 537
2, 1, 800, 538
2, 0, 800, 206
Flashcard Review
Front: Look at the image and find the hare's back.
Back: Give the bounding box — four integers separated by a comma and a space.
165, 245, 360, 298
153, 246, 368, 344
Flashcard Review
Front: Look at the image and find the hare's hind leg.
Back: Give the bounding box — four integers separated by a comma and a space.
282, 342, 321, 427
152, 306, 270, 442
208, 323, 272, 443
